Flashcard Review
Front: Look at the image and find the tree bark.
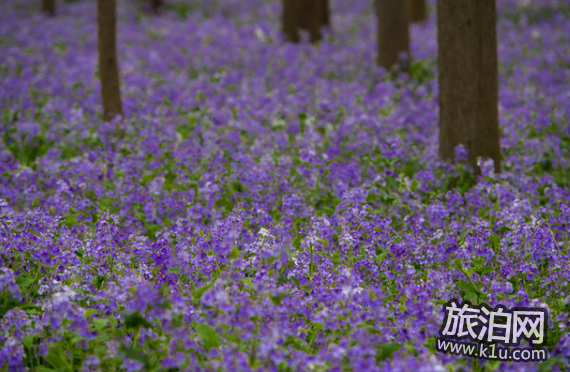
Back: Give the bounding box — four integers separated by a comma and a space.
283, 0, 301, 43
282, 0, 330, 44
41, 0, 56, 16
408, 0, 427, 23
376, 0, 410, 71
321, 0, 330, 27
438, 0, 501, 173
150, 0, 162, 14
97, 0, 123, 122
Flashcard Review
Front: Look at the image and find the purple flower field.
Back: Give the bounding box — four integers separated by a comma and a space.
1, 0, 570, 371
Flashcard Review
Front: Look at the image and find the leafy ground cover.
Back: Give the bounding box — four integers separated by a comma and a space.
1, 0, 570, 370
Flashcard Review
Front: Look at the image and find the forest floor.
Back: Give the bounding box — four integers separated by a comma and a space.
1, 0, 570, 371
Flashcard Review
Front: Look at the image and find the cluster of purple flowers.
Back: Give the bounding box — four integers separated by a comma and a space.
1, 0, 570, 370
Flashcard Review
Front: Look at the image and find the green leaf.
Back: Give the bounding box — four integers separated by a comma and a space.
483, 360, 503, 371
458, 280, 483, 299
538, 356, 561, 372
283, 335, 311, 353
36, 367, 57, 372
0, 290, 20, 318
46, 346, 68, 370
123, 311, 150, 330
424, 337, 436, 354
195, 323, 220, 351
453, 258, 463, 271
410, 179, 419, 192
229, 247, 240, 260
120, 346, 150, 368
376, 251, 388, 263
496, 226, 512, 234
93, 332, 111, 343
475, 266, 494, 276
269, 292, 286, 306
192, 282, 214, 301
167, 266, 180, 275
487, 233, 501, 250
292, 235, 303, 250
240, 277, 256, 291
375, 342, 403, 362
92, 318, 108, 331
16, 275, 35, 288
140, 172, 156, 186
277, 361, 291, 372
22, 335, 35, 348
290, 277, 300, 289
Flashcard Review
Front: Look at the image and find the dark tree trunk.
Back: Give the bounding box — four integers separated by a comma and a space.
408, 0, 427, 23
438, 0, 501, 173
321, 0, 330, 27
151, 0, 162, 14
282, 0, 330, 44
301, 0, 323, 43
41, 0, 56, 16
97, 0, 123, 121
283, 0, 301, 43
376, 0, 410, 71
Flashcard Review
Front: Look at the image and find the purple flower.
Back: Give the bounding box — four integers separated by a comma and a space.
0, 268, 22, 302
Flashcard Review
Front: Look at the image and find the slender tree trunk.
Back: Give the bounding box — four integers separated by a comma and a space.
438, 0, 501, 173
41, 0, 56, 16
97, 0, 123, 122
321, 0, 330, 27
376, 0, 410, 71
408, 0, 427, 23
151, 0, 162, 14
301, 0, 323, 43
283, 0, 300, 43
282, 0, 329, 44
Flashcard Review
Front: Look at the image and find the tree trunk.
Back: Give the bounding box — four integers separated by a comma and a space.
150, 0, 162, 14
438, 0, 501, 173
283, 0, 301, 43
97, 0, 123, 122
41, 0, 56, 16
321, 0, 330, 27
376, 0, 410, 71
282, 0, 329, 44
408, 0, 427, 23
301, 0, 323, 43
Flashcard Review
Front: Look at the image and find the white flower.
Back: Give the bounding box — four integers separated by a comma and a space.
432, 229, 444, 240
329, 344, 346, 359
339, 233, 355, 246
271, 117, 286, 128
530, 215, 538, 228
428, 354, 446, 372
341, 285, 363, 298
255, 28, 266, 42
291, 253, 299, 267
305, 234, 319, 246
259, 228, 270, 238
214, 289, 229, 303
38, 284, 49, 295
